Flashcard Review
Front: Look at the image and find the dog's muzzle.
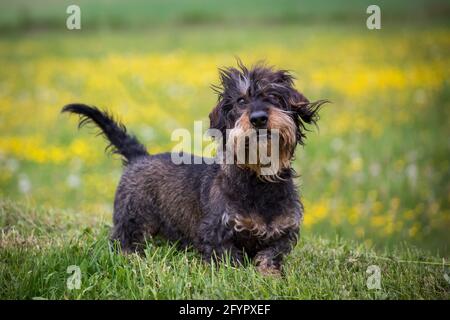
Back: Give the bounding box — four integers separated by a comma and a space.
249, 110, 268, 129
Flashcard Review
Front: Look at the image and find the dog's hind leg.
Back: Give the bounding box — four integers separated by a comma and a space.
111, 196, 160, 253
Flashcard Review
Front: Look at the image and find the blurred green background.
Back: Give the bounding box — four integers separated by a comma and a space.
0, 0, 449, 255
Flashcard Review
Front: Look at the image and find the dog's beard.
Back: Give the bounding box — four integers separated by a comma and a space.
226, 109, 296, 181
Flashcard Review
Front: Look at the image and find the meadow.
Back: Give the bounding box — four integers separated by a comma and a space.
0, 1, 449, 299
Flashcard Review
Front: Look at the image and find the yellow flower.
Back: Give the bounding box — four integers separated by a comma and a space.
348, 206, 361, 225
355, 227, 365, 238
350, 157, 363, 173
304, 199, 328, 227
408, 223, 421, 238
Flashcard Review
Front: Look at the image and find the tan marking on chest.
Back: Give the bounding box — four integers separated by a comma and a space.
225, 212, 300, 239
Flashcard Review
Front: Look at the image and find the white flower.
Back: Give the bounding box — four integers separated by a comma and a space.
67, 174, 81, 189
6, 158, 19, 173
369, 162, 381, 177
331, 138, 344, 152
18, 174, 31, 194
406, 163, 418, 189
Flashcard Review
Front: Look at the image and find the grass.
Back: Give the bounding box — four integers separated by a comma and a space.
1, 200, 449, 299
1, 0, 449, 33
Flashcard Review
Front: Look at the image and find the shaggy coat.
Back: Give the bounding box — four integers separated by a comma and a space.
62, 62, 327, 275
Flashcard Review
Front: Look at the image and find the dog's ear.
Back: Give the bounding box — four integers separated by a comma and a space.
209, 100, 226, 132
287, 87, 329, 145
273, 70, 328, 126
289, 89, 322, 125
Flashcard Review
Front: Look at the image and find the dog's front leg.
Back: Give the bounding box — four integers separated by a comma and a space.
254, 230, 298, 276
206, 241, 244, 266
197, 217, 243, 266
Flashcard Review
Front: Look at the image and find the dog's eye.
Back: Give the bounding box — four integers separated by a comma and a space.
237, 97, 246, 105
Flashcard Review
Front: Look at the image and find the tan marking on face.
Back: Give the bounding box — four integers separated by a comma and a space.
228, 111, 262, 174
227, 111, 251, 159
228, 108, 296, 180
226, 106, 297, 181
267, 107, 297, 171
235, 111, 252, 131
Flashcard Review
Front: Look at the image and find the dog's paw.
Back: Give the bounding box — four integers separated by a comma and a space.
256, 264, 282, 277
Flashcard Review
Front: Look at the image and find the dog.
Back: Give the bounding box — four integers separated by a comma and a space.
62, 62, 327, 276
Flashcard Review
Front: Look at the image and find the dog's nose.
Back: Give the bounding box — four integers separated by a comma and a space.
249, 111, 268, 128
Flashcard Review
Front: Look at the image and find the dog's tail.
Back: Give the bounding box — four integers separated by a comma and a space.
62, 104, 149, 164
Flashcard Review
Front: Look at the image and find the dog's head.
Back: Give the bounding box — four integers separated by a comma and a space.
209, 61, 328, 178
